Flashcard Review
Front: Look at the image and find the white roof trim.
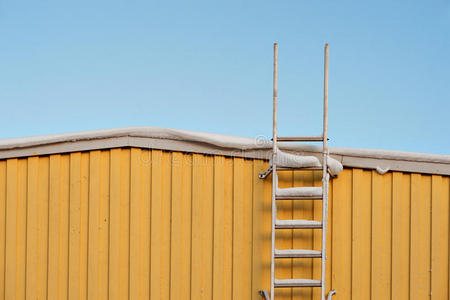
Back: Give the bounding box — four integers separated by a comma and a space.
0, 127, 449, 175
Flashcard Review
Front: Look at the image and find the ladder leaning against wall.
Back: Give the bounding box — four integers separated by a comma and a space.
258, 43, 336, 300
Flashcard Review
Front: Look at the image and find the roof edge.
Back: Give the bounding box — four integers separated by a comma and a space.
0, 127, 449, 175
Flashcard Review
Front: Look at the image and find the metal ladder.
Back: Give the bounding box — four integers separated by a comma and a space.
259, 43, 336, 300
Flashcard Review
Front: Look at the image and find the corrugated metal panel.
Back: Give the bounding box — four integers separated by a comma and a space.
0, 148, 448, 299
329, 169, 449, 300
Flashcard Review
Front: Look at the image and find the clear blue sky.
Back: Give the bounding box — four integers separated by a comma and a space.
0, 1, 449, 154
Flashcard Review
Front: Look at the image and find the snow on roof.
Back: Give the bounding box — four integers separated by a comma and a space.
0, 127, 449, 175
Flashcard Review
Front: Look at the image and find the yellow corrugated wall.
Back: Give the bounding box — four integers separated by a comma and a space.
0, 148, 448, 299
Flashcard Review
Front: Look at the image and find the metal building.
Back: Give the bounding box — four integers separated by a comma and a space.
0, 127, 448, 300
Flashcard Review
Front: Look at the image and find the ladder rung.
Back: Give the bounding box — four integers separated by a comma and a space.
275, 219, 323, 229
275, 249, 322, 258
277, 136, 323, 142
276, 195, 323, 200
276, 187, 323, 200
276, 166, 323, 171
274, 279, 322, 288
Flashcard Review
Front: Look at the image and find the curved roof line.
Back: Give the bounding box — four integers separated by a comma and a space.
0, 127, 449, 175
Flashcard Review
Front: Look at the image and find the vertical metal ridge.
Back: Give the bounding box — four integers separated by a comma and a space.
127, 149, 134, 300
230, 157, 236, 297
211, 155, 216, 299
0, 161, 6, 300
169, 152, 174, 297
188, 152, 193, 300
107, 150, 113, 300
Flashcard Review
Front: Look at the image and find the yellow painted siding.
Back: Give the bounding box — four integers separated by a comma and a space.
0, 149, 448, 299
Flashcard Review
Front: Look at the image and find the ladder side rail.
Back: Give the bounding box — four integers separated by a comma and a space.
271, 42, 278, 300
321, 43, 329, 300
